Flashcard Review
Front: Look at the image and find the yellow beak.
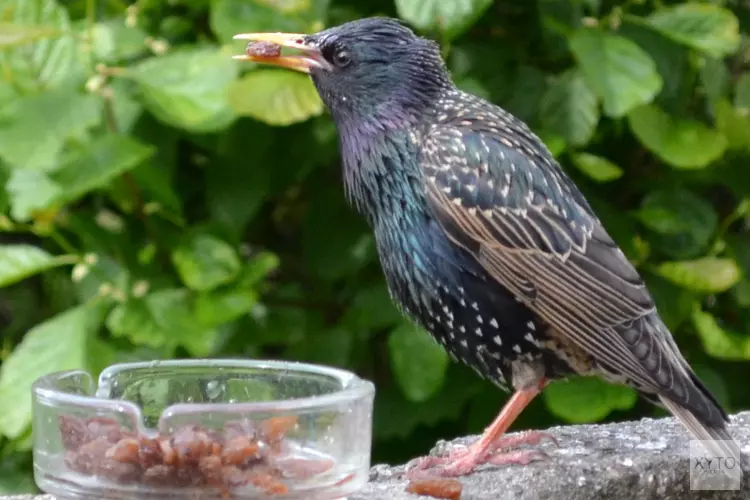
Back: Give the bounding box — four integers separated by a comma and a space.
232, 32, 331, 74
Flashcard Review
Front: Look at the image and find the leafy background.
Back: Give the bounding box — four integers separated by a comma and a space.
1, 0, 750, 493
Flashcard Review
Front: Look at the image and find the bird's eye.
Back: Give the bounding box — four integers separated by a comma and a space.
333, 50, 351, 68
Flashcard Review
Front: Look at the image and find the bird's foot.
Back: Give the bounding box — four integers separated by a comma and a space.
405, 431, 556, 479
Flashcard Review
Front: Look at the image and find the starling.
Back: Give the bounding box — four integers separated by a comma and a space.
234, 18, 740, 477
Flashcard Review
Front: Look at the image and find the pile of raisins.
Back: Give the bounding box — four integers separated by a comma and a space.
58, 414, 333, 496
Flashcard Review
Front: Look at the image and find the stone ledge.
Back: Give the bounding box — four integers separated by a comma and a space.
5, 411, 749, 499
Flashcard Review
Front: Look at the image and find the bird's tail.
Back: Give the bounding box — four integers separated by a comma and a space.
643, 316, 742, 465
660, 395, 741, 465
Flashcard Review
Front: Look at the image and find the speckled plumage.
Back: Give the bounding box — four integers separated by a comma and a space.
254, 17, 738, 465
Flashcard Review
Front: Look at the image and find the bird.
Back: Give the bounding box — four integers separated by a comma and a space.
233, 17, 740, 477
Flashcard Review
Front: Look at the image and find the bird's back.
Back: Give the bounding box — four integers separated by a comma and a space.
413, 89, 732, 435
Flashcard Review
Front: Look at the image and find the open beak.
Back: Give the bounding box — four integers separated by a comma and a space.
232, 32, 331, 74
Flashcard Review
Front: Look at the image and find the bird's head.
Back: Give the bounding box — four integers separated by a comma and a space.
234, 17, 452, 131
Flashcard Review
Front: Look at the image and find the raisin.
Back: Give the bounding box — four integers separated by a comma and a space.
199, 455, 224, 486
406, 478, 463, 500
96, 459, 140, 483
247, 470, 289, 495
246, 41, 281, 58
171, 425, 215, 466
159, 437, 177, 465
223, 419, 255, 440
138, 437, 163, 468
221, 465, 248, 488
142, 464, 178, 486
58, 415, 91, 451
221, 435, 261, 466
106, 438, 140, 464
259, 416, 298, 444
86, 417, 125, 443
78, 437, 112, 462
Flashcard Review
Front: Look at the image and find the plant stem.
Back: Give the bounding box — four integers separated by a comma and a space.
711, 200, 750, 255
47, 228, 79, 256
86, 0, 97, 70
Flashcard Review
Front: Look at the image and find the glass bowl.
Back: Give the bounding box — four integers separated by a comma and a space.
32, 359, 375, 499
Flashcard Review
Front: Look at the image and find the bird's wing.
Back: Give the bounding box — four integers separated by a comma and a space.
420, 105, 699, 403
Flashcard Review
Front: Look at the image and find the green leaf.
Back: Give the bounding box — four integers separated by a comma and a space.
537, 131, 567, 158
89, 19, 149, 63
504, 66, 548, 124
690, 365, 729, 410
209, 121, 274, 236
375, 366, 482, 440
0, 86, 101, 170
342, 283, 403, 332
303, 182, 372, 280
647, 4, 739, 58
227, 70, 323, 126
619, 18, 690, 113
569, 28, 662, 118
286, 327, 354, 368
0, 244, 72, 288
700, 58, 730, 103
106, 295, 173, 349
544, 376, 637, 423
172, 232, 242, 291
388, 322, 449, 403
0, 452, 35, 494
627, 105, 727, 169
106, 288, 219, 356
129, 161, 182, 215
0, 0, 79, 91
0, 22, 61, 48
734, 72, 750, 110
5, 169, 61, 222
4, 135, 153, 221
637, 189, 717, 259
238, 251, 279, 287
692, 309, 750, 360
194, 287, 258, 327
586, 196, 643, 262
52, 135, 155, 205
109, 80, 144, 134
127, 47, 237, 132
0, 304, 102, 438
714, 99, 750, 150
456, 77, 490, 100
643, 272, 694, 332
540, 69, 599, 147
656, 258, 741, 294
395, 0, 492, 40
570, 153, 623, 182
210, 0, 329, 44
726, 234, 750, 307
0, 79, 15, 110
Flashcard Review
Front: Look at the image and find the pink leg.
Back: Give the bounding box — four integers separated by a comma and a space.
406, 381, 556, 479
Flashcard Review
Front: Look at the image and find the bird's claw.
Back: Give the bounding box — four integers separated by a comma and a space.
405, 431, 555, 480
405, 448, 547, 479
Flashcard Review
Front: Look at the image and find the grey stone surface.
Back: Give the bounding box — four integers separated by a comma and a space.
5, 411, 749, 499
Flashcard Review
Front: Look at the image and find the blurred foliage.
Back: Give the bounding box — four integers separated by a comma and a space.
1, 0, 750, 493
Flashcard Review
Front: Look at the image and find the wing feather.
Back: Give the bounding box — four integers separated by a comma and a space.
421, 117, 698, 404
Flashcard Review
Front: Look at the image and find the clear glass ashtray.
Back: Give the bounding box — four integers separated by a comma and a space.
32, 359, 375, 499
